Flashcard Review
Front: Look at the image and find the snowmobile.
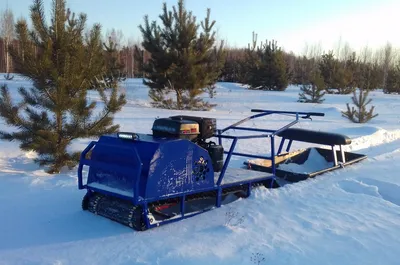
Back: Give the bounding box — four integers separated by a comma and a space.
77, 109, 366, 230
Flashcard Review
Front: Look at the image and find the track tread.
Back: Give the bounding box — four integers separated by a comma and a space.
82, 180, 274, 230
83, 193, 146, 231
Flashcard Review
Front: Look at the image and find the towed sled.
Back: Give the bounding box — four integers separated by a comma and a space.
77, 109, 367, 230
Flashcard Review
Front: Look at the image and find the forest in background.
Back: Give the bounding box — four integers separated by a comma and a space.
2, 16, 400, 96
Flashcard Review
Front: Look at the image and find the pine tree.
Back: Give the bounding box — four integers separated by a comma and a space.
384, 64, 400, 94
133, 45, 145, 78
0, 0, 126, 173
319, 52, 354, 94
245, 33, 289, 91
102, 36, 127, 88
298, 71, 326, 103
137, 0, 225, 110
341, 52, 359, 93
201, 45, 225, 101
219, 49, 247, 83
319, 52, 338, 93
358, 61, 381, 91
342, 89, 378, 123
293, 55, 315, 85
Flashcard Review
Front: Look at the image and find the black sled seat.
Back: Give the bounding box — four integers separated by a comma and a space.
276, 128, 352, 146
246, 127, 367, 182
275, 127, 353, 165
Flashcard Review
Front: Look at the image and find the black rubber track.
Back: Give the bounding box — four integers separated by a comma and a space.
84, 193, 146, 231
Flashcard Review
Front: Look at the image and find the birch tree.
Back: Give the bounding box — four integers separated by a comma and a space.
0, 8, 15, 78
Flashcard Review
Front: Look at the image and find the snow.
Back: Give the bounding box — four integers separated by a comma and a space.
277, 148, 334, 174
1, 76, 400, 265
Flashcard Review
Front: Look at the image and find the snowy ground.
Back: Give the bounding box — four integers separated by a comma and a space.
0, 75, 400, 265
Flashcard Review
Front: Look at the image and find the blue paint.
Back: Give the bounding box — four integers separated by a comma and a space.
270, 135, 276, 189
277, 138, 285, 155
217, 138, 237, 186
144, 139, 214, 199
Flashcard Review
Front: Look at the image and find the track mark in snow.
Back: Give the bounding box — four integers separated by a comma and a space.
338, 179, 381, 197
359, 178, 400, 207
339, 178, 400, 206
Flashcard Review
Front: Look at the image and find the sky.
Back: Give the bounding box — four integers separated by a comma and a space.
2, 0, 400, 55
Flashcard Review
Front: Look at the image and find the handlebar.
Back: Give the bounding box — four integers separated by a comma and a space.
250, 109, 325, 117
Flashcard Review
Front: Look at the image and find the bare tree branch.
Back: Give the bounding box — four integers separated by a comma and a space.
0, 8, 15, 73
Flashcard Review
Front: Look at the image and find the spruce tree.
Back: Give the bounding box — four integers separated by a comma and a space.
0, 0, 126, 173
298, 71, 326, 103
137, 0, 225, 110
342, 89, 378, 123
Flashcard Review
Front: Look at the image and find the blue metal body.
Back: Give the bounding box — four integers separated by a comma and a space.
77, 109, 325, 229
80, 134, 215, 201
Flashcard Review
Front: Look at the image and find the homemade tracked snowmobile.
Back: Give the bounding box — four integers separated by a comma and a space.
77, 109, 366, 230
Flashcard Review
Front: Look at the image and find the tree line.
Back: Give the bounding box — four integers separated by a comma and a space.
0, 0, 393, 172
220, 39, 400, 94
3, 34, 399, 94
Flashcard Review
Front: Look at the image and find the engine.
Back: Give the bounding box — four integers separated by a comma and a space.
152, 115, 224, 172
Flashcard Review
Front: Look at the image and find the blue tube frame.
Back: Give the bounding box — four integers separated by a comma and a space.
77, 109, 325, 230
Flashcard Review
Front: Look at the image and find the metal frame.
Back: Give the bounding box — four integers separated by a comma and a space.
78, 109, 325, 230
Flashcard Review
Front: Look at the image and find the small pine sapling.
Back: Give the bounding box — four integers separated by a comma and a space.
206, 84, 217, 98
298, 71, 326, 103
342, 89, 378, 123
4, 73, 14, 80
